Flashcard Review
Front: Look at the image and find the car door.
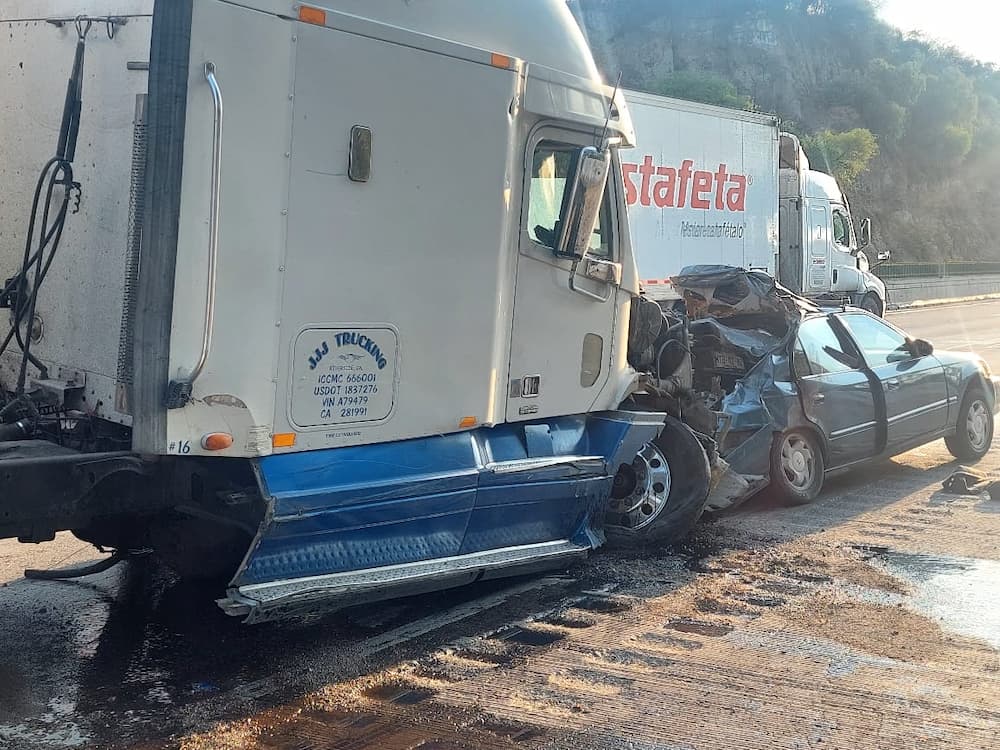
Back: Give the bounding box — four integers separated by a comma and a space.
835, 312, 948, 450
793, 315, 879, 466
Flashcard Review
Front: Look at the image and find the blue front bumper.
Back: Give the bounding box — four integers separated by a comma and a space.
219, 411, 662, 621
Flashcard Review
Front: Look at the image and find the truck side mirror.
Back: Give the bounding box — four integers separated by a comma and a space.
858, 217, 872, 249
554, 146, 611, 260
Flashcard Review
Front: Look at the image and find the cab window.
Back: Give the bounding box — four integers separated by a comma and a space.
795, 317, 860, 375
832, 208, 851, 249
527, 142, 612, 259
838, 314, 913, 368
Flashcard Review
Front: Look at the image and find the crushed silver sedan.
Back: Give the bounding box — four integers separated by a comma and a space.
627, 266, 998, 513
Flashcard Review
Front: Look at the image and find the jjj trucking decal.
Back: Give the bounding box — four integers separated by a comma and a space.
291, 327, 398, 428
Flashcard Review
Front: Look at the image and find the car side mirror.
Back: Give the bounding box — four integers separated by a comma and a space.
858, 217, 872, 248
910, 337, 934, 357
554, 146, 611, 260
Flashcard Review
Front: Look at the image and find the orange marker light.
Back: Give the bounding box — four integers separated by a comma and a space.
490, 52, 513, 69
298, 5, 326, 25
202, 432, 234, 451
272, 432, 297, 448
459, 416, 477, 429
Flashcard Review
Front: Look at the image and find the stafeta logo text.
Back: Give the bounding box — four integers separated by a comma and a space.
622, 157, 749, 212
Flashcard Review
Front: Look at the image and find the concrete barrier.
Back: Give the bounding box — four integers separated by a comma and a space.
884, 273, 1000, 309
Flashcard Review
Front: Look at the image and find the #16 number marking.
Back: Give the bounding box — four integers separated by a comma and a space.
169, 440, 192, 454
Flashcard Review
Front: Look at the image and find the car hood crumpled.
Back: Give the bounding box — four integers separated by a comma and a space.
671, 266, 812, 512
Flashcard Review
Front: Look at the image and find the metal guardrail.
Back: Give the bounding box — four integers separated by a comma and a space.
877, 261, 1000, 280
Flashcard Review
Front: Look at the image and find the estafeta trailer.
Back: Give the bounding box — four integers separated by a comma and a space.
623, 90, 887, 314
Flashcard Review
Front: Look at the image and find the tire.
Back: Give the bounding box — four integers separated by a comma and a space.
859, 292, 883, 317
770, 428, 825, 504
945, 387, 994, 461
604, 416, 711, 547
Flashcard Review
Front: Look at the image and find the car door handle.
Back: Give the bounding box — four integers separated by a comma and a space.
886, 379, 901, 390
812, 393, 826, 403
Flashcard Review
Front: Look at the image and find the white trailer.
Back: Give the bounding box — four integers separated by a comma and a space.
0, 1, 713, 621
623, 91, 888, 314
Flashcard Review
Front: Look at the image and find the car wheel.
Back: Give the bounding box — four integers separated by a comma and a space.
945, 387, 994, 461
770, 429, 825, 504
860, 292, 883, 316
604, 416, 711, 547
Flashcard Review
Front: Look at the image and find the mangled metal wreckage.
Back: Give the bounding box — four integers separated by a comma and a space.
627, 265, 822, 513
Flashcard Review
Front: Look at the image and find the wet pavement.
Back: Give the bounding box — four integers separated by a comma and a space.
1, 434, 998, 749
865, 549, 1000, 649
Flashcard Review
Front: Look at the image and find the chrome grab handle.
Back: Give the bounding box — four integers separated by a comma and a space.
568, 256, 620, 303
166, 62, 222, 409
886, 378, 901, 390
189, 61, 223, 384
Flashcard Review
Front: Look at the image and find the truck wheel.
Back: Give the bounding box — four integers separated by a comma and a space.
860, 293, 883, 316
945, 387, 994, 461
770, 429, 825, 504
604, 416, 710, 547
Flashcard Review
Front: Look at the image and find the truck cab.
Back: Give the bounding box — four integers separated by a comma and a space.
0, 0, 715, 621
777, 133, 887, 315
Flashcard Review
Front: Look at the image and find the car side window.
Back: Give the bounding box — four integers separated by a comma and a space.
838, 314, 913, 368
527, 142, 611, 259
796, 317, 859, 375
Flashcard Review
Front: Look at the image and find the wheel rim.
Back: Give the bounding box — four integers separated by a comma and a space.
780, 434, 816, 490
966, 399, 991, 452
608, 441, 672, 530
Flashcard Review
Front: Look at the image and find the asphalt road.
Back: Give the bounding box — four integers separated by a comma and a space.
889, 297, 1000, 372
0, 299, 997, 750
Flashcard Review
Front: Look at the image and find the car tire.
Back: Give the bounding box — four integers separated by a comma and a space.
770, 428, 825, 504
860, 292, 883, 317
604, 416, 711, 548
945, 387, 994, 461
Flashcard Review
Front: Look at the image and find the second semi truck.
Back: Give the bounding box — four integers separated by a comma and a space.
623, 90, 889, 315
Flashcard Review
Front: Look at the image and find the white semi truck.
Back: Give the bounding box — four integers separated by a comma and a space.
0, 1, 713, 621
623, 91, 889, 315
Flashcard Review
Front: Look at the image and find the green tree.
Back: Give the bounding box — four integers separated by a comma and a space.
905, 66, 978, 167
801, 128, 879, 185
650, 70, 755, 111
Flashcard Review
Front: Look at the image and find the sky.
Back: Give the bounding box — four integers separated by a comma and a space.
878, 0, 1000, 66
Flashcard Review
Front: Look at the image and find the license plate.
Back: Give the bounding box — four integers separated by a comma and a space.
714, 351, 743, 370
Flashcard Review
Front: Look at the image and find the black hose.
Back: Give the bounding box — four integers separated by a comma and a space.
1, 26, 87, 394
654, 320, 691, 382
0, 160, 72, 383
25, 550, 126, 580
17, 164, 73, 391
